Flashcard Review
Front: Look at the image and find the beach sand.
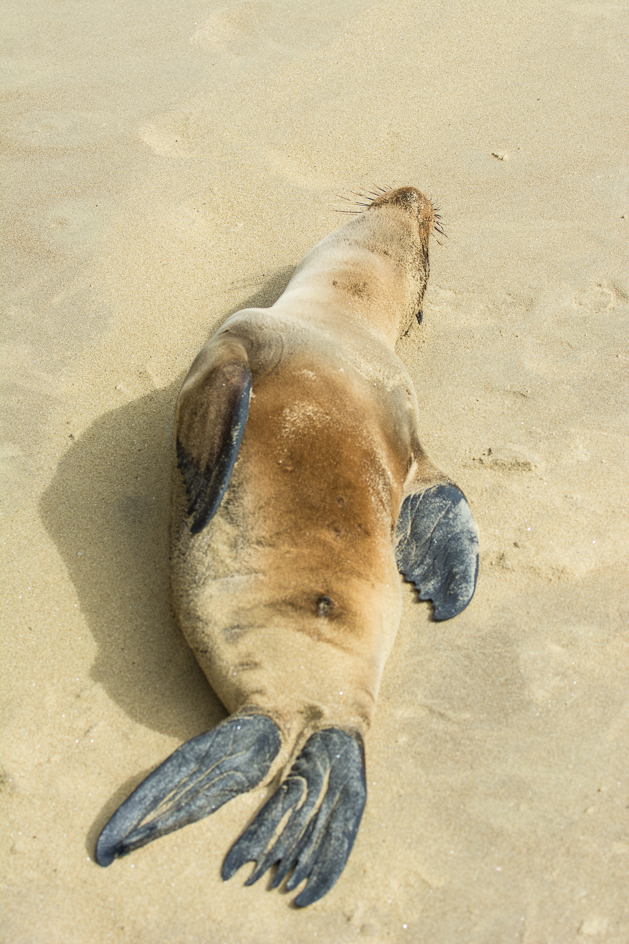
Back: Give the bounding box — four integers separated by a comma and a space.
1, 1, 628, 941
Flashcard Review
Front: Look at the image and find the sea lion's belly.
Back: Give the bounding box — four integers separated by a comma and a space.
171, 353, 405, 736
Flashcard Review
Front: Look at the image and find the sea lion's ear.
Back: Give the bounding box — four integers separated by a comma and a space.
395, 484, 479, 620
176, 345, 252, 534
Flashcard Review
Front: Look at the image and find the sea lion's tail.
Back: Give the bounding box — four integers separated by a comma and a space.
95, 718, 366, 906
222, 727, 367, 907
95, 714, 280, 867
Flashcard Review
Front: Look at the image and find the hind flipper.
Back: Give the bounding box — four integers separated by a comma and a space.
176, 337, 252, 534
222, 728, 366, 907
395, 483, 479, 621
95, 714, 281, 867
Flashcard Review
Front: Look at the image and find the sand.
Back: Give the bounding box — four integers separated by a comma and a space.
1, 0, 628, 941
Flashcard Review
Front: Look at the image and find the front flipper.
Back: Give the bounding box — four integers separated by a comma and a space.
176, 352, 252, 534
395, 484, 479, 621
95, 714, 281, 867
222, 728, 367, 907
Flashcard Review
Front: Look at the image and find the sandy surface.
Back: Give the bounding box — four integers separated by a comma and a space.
2, 1, 628, 941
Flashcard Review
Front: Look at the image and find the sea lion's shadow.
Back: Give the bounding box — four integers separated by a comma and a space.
39, 267, 294, 741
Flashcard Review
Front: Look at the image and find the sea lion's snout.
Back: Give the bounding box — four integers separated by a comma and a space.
366, 186, 446, 246
368, 185, 434, 227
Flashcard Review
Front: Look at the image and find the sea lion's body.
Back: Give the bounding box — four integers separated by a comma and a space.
96, 187, 479, 906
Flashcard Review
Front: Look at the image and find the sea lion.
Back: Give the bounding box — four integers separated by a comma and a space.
95, 186, 479, 906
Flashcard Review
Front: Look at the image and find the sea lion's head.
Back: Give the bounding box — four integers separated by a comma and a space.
279, 185, 443, 345
363, 186, 442, 332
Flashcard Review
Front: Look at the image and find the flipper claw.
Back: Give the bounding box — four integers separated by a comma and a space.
222, 728, 366, 907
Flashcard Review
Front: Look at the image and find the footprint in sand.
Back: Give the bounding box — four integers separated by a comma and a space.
139, 109, 214, 158
572, 280, 627, 312
474, 444, 544, 474
191, 1, 275, 52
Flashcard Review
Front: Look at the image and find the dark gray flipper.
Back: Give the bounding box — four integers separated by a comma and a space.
95, 714, 281, 867
177, 361, 252, 534
222, 728, 366, 907
395, 484, 479, 621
